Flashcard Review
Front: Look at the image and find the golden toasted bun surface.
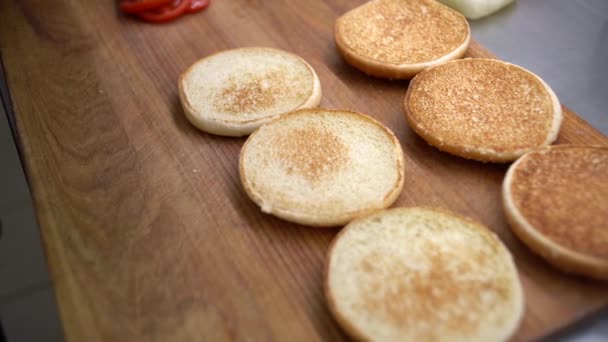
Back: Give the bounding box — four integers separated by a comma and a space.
405, 59, 562, 162
337, 0, 468, 64
506, 146, 608, 260
239, 109, 404, 227
326, 207, 524, 341
179, 47, 321, 136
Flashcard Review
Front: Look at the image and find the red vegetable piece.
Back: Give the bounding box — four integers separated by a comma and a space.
119, 0, 173, 14
187, 0, 211, 13
135, 0, 191, 23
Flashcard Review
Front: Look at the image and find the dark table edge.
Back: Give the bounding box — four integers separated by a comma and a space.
0, 51, 26, 179
539, 306, 608, 341
0, 52, 64, 342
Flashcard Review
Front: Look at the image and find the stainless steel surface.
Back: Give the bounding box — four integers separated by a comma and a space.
470, 1, 608, 341
470, 0, 608, 135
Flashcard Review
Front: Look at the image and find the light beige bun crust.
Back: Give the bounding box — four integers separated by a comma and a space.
325, 207, 524, 341
335, 0, 470, 79
503, 145, 608, 280
179, 47, 321, 137
239, 109, 405, 227
404, 58, 562, 162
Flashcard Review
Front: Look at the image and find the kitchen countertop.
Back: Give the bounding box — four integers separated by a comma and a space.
470, 2, 608, 341
0, 0, 606, 341
469, 0, 608, 135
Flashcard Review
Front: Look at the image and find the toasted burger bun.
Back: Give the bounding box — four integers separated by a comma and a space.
239, 109, 404, 227
179, 47, 321, 137
326, 207, 524, 341
503, 145, 608, 280
404, 58, 562, 162
335, 0, 470, 79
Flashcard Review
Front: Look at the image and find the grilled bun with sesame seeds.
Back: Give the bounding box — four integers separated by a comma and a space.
503, 145, 608, 280
325, 207, 524, 341
179, 47, 321, 137
239, 109, 404, 227
404, 58, 562, 162
334, 0, 470, 79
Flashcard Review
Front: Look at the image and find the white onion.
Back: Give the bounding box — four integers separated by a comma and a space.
438, 0, 515, 20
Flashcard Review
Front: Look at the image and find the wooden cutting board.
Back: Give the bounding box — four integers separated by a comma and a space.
0, 0, 606, 341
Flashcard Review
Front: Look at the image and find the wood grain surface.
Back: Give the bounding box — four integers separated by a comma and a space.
1, 0, 607, 341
